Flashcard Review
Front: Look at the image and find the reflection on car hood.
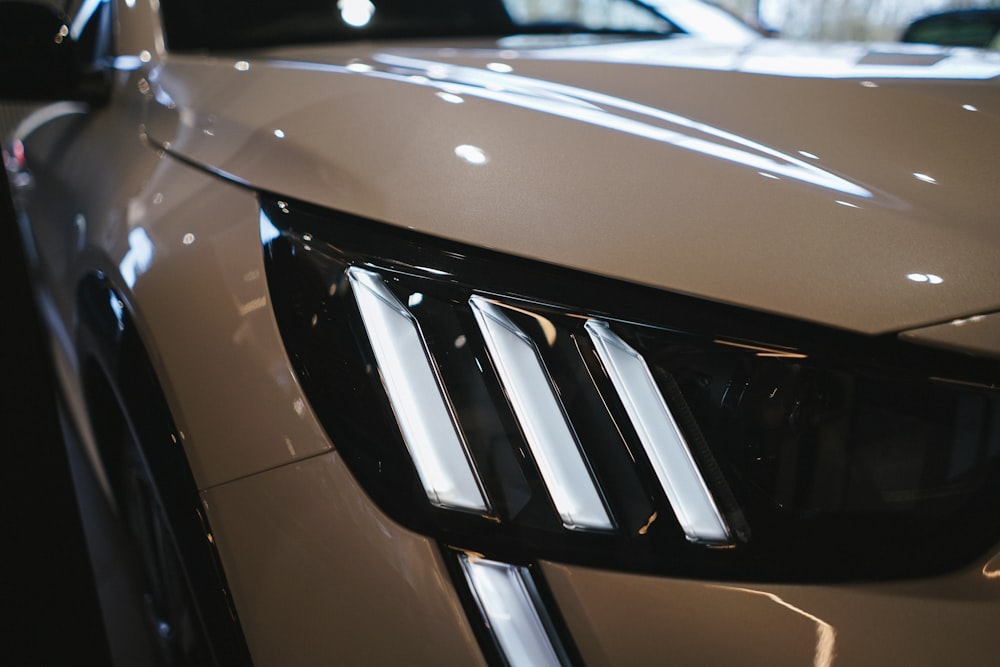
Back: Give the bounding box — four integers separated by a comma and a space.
144, 36, 1000, 335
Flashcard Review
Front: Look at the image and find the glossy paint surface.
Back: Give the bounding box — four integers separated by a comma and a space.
543, 549, 1000, 666
202, 451, 486, 666
7, 2, 1000, 665
11, 102, 330, 488
141, 38, 1000, 334
902, 311, 1000, 360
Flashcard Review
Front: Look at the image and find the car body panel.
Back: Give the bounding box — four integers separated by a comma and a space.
202, 450, 487, 667
543, 550, 1000, 667
116, 0, 163, 57
11, 98, 331, 488
902, 310, 1000, 360
6, 2, 1000, 666
142, 38, 1000, 335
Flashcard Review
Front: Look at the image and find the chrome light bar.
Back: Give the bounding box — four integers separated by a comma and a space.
459, 554, 567, 667
348, 267, 488, 513
470, 296, 613, 531
585, 320, 730, 544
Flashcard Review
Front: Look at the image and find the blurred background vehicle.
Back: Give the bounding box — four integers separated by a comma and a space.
901, 7, 1000, 48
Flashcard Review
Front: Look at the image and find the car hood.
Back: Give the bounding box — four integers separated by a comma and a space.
143, 36, 1000, 335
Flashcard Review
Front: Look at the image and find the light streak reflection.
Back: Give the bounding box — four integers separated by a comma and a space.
265, 55, 873, 198
983, 552, 1000, 579
375, 53, 872, 198
119, 227, 154, 288
712, 586, 836, 667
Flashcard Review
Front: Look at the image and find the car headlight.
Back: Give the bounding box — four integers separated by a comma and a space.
260, 194, 1000, 658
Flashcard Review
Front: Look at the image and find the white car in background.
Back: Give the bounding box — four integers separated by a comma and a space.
3, 0, 1000, 665
645, 0, 770, 42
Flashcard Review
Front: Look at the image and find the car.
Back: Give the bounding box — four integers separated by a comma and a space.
3, 0, 1000, 665
640, 0, 769, 43
901, 7, 1000, 49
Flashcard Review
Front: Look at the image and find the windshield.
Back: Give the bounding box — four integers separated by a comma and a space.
160, 0, 677, 52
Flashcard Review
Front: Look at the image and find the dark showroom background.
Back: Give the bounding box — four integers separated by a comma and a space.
3, 163, 111, 661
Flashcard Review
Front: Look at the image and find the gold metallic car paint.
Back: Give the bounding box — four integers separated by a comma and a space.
542, 549, 1000, 667
9, 3, 1000, 666
11, 96, 330, 489
115, 0, 162, 58
140, 40, 1000, 335
113, 171, 333, 488
201, 451, 487, 667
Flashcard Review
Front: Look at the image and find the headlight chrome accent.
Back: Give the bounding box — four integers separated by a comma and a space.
349, 266, 489, 513
586, 319, 729, 544
459, 554, 569, 667
471, 296, 613, 531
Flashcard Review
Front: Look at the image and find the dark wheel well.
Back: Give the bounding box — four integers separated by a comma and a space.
77, 273, 252, 667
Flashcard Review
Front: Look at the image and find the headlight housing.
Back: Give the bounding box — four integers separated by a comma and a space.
261, 195, 1000, 583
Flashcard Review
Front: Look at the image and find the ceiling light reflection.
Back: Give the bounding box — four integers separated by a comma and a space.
427, 65, 450, 79
259, 210, 281, 244
455, 144, 488, 165
120, 227, 154, 288
112, 55, 144, 70
435, 91, 464, 104
338, 0, 375, 28
907, 272, 943, 284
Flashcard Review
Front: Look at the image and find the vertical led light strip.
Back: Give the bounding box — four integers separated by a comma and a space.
348, 267, 488, 513
469, 296, 612, 531
585, 320, 730, 544
459, 555, 567, 667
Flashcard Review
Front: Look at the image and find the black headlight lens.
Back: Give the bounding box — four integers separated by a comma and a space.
261, 196, 1000, 582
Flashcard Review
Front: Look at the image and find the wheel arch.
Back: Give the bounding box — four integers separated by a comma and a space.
75, 270, 253, 666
